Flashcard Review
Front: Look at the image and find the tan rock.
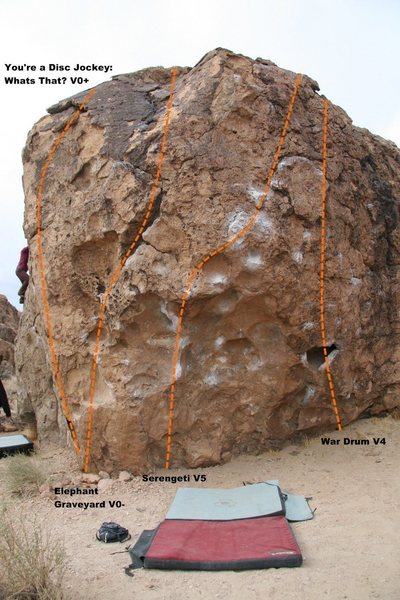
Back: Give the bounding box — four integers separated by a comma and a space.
98, 470, 110, 479
15, 48, 400, 473
81, 473, 100, 484
21, 423, 38, 441
98, 478, 113, 492
118, 471, 132, 482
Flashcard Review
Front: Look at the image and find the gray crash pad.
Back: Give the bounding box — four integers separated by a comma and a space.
165, 483, 285, 521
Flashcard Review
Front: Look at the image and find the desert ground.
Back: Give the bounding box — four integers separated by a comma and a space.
0, 415, 399, 600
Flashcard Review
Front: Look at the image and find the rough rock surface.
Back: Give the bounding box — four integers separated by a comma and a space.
16, 48, 400, 472
0, 295, 20, 377
0, 294, 20, 406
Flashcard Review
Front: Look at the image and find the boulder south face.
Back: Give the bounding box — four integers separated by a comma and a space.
15, 48, 400, 472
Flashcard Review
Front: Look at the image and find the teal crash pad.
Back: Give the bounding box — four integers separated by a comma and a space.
265, 481, 314, 522
0, 434, 33, 458
165, 483, 285, 521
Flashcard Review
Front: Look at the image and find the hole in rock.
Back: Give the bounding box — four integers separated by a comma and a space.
306, 344, 337, 369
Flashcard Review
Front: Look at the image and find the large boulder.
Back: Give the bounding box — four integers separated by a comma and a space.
16, 48, 400, 472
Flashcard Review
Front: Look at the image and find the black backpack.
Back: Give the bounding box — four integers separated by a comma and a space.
96, 522, 131, 543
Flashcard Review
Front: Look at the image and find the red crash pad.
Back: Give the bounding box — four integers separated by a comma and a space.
144, 516, 302, 570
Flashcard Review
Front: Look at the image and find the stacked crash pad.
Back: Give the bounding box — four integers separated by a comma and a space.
128, 481, 313, 572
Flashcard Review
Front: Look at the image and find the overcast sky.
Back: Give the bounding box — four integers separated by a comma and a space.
0, 0, 399, 308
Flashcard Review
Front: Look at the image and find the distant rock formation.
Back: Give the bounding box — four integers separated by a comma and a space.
0, 295, 19, 377
0, 294, 20, 407
17, 48, 400, 472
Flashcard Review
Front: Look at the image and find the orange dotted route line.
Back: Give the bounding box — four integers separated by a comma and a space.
36, 88, 95, 456
320, 99, 342, 431
83, 67, 178, 472
165, 73, 303, 469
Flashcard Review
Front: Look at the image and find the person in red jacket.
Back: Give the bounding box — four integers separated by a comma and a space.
16, 246, 29, 304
